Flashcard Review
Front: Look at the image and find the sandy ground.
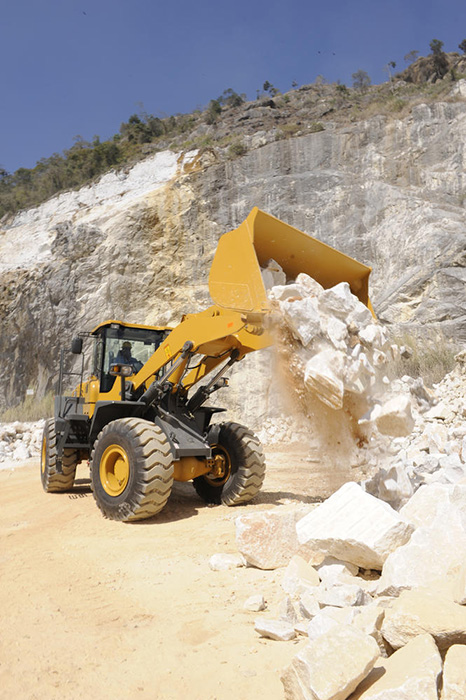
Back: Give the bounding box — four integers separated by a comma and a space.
0, 446, 360, 700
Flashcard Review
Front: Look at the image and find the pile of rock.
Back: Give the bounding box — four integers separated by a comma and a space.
364, 358, 466, 510
233, 478, 466, 699
0, 420, 44, 466
265, 267, 413, 430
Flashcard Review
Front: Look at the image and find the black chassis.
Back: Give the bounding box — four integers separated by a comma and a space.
53, 393, 224, 473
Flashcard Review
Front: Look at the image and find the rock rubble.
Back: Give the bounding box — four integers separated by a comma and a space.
235, 268, 466, 698
0, 420, 44, 467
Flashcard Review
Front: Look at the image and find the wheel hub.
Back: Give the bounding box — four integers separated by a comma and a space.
205, 445, 231, 486
41, 435, 46, 474
100, 444, 130, 496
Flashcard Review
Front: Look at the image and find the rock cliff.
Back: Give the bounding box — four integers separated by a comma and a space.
1, 96, 465, 422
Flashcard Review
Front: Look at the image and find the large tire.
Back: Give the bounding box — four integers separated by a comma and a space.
40, 418, 78, 492
90, 418, 174, 522
194, 421, 266, 506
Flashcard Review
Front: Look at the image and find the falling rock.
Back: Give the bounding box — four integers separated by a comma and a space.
236, 508, 307, 569
358, 324, 388, 350
441, 644, 466, 700
281, 624, 379, 700
208, 553, 246, 571
244, 595, 267, 612
348, 633, 442, 700
363, 463, 414, 510
381, 588, 466, 651
296, 482, 414, 570
281, 296, 321, 347
254, 618, 296, 641
317, 282, 360, 320
377, 504, 466, 597
375, 395, 415, 438
281, 555, 320, 596
321, 317, 348, 350
304, 350, 346, 410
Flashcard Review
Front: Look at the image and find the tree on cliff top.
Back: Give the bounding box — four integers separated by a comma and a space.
429, 39, 448, 80
352, 69, 371, 91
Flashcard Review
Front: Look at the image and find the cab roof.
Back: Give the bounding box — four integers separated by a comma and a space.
90, 319, 173, 336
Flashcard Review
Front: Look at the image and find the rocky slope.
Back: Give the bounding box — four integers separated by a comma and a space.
1, 86, 465, 421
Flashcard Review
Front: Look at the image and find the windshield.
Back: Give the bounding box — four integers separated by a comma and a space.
97, 325, 168, 392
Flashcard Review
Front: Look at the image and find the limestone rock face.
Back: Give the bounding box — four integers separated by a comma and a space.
1, 100, 466, 416
281, 625, 380, 700
296, 482, 414, 569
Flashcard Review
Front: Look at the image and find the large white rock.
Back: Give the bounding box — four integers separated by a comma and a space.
400, 483, 456, 528
236, 508, 308, 569
441, 644, 466, 700
281, 296, 321, 347
304, 350, 346, 410
317, 283, 360, 320
375, 394, 415, 438
348, 633, 442, 700
377, 505, 466, 597
281, 624, 379, 700
381, 588, 466, 651
296, 482, 414, 570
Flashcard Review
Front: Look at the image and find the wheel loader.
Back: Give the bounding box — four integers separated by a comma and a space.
40, 207, 373, 521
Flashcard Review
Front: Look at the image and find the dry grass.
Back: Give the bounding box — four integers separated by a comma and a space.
0, 392, 54, 423
389, 331, 458, 387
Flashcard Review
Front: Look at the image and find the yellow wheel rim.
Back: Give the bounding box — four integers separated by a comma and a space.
100, 444, 130, 497
41, 435, 47, 474
204, 445, 231, 486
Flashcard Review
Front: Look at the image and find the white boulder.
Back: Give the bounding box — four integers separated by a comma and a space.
296, 482, 414, 570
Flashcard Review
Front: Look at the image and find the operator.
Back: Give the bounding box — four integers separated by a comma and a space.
116, 341, 143, 372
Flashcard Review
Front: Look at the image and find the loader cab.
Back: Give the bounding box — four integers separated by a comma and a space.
91, 321, 171, 393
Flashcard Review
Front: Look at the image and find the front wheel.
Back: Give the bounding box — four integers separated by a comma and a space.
41, 418, 78, 492
90, 418, 174, 522
193, 422, 266, 506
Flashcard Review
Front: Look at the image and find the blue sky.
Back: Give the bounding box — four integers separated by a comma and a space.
2, 0, 466, 173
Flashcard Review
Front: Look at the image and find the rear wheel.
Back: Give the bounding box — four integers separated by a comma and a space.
193, 421, 266, 506
90, 418, 174, 522
40, 418, 78, 492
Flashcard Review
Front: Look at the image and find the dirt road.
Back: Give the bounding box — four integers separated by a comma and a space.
0, 447, 359, 700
